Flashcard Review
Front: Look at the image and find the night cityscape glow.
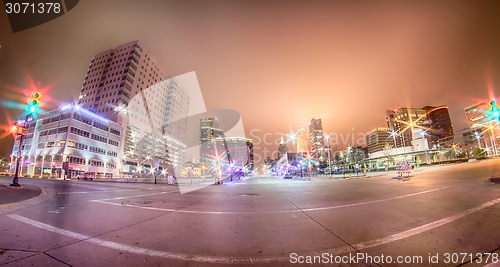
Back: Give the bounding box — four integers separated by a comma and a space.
1, 1, 500, 267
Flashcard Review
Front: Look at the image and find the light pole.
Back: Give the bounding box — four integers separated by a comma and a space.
325, 134, 331, 177
475, 131, 482, 149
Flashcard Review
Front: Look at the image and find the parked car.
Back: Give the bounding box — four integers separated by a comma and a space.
284, 173, 293, 179
77, 172, 94, 181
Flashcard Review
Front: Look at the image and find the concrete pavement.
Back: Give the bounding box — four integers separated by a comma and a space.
0, 183, 41, 205
0, 159, 499, 266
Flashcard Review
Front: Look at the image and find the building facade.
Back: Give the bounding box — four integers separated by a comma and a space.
10, 105, 123, 178
421, 105, 454, 148
199, 117, 228, 166
225, 137, 254, 169
386, 108, 429, 148
309, 118, 324, 153
77, 40, 190, 176
277, 136, 288, 159
77, 40, 169, 122
366, 127, 393, 154
464, 101, 498, 155
296, 127, 308, 153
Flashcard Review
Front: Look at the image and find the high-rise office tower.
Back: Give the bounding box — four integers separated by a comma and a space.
385, 108, 429, 148
199, 117, 228, 169
296, 127, 308, 153
78, 40, 190, 175
421, 106, 453, 148
309, 118, 324, 152
277, 136, 288, 159
77, 40, 169, 123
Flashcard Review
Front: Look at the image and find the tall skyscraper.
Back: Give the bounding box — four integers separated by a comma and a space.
296, 127, 308, 152
199, 117, 228, 169
77, 40, 190, 175
386, 108, 429, 148
309, 118, 324, 152
77, 40, 169, 123
200, 117, 224, 142
421, 105, 453, 148
277, 136, 288, 159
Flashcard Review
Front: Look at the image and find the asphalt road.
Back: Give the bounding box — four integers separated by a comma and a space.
1, 160, 500, 267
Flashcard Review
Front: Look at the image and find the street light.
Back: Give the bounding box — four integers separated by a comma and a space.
325, 134, 331, 177
474, 131, 482, 149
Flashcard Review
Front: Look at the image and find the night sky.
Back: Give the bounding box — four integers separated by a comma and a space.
1, 0, 500, 164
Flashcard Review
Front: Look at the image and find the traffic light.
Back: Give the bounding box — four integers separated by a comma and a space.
28, 91, 42, 114
10, 125, 26, 135
339, 150, 344, 159
490, 100, 500, 121
10, 125, 18, 134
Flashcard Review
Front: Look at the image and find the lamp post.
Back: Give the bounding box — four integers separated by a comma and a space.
325, 134, 331, 177
475, 131, 482, 149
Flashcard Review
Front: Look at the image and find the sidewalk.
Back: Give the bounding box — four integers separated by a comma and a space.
0, 184, 42, 205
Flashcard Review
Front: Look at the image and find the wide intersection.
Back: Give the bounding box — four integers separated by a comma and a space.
1, 160, 500, 266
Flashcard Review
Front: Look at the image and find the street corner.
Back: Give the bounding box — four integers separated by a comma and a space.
0, 183, 42, 205
0, 183, 55, 214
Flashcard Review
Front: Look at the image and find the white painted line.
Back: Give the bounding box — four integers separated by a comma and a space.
89, 191, 173, 202
94, 186, 451, 215
302, 187, 450, 212
321, 196, 500, 255
8, 196, 500, 264
6, 214, 284, 264
58, 189, 138, 194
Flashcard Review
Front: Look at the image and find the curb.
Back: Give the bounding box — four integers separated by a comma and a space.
0, 185, 57, 215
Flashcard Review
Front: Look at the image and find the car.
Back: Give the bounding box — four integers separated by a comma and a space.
284, 173, 293, 179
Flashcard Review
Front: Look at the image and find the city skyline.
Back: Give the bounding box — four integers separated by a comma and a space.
1, 1, 500, 163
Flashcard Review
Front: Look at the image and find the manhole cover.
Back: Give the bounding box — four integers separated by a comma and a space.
233, 193, 259, 197
136, 201, 154, 205
122, 200, 165, 207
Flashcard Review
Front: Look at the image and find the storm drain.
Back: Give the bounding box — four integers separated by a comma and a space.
233, 193, 259, 197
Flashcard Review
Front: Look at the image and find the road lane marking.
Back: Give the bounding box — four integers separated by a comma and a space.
6, 214, 283, 263
58, 189, 138, 194
301, 186, 450, 212
92, 186, 451, 215
89, 191, 174, 202
8, 196, 500, 264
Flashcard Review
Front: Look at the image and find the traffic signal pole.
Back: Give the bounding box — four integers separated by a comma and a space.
10, 92, 41, 187
10, 115, 30, 187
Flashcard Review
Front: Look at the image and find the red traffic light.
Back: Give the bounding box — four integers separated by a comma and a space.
10, 125, 18, 134
10, 125, 26, 135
